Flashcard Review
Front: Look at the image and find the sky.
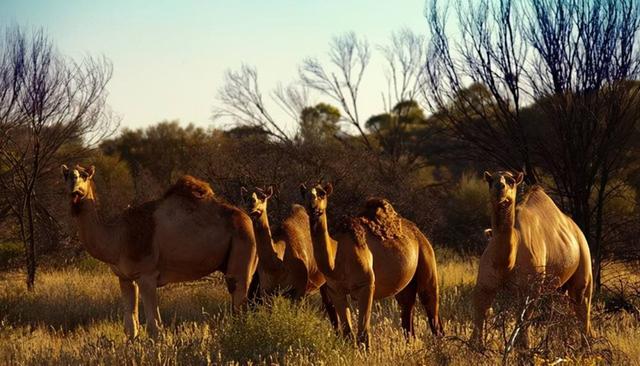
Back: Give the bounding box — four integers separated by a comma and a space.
1, 0, 429, 133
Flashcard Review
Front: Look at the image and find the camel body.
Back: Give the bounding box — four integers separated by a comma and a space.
65, 166, 257, 338
472, 172, 592, 347
254, 204, 325, 297
302, 185, 442, 347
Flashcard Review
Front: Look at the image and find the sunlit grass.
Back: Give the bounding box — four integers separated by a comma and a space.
0, 253, 638, 365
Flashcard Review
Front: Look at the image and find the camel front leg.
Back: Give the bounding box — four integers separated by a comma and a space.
471, 285, 496, 349
354, 282, 375, 349
118, 278, 139, 339
327, 286, 354, 340
137, 274, 162, 338
319, 284, 339, 330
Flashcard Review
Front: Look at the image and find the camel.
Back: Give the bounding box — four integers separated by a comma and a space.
62, 164, 257, 338
300, 183, 443, 348
240, 186, 337, 324
471, 171, 593, 348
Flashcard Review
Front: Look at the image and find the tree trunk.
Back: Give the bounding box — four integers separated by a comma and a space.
25, 193, 37, 290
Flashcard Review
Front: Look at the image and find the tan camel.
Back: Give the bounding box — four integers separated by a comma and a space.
300, 183, 443, 348
471, 171, 593, 347
240, 186, 337, 324
62, 164, 257, 338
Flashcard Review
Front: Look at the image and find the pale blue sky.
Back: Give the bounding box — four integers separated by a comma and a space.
1, 0, 428, 132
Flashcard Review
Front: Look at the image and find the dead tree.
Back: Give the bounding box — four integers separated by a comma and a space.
0, 27, 114, 289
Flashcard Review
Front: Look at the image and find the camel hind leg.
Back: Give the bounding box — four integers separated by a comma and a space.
225, 214, 259, 311
414, 233, 444, 336
395, 277, 418, 338
565, 272, 593, 338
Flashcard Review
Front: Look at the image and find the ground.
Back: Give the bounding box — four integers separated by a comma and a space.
0, 249, 638, 365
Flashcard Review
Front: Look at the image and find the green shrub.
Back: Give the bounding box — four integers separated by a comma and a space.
219, 296, 354, 364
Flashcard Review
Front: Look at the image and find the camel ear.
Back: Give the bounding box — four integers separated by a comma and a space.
86, 165, 95, 179
61, 164, 69, 180
484, 228, 493, 239
515, 171, 524, 185
324, 183, 333, 197
299, 184, 307, 200
265, 186, 273, 199
483, 171, 493, 184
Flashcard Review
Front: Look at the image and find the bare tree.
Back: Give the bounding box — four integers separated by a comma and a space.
380, 29, 428, 111
299, 32, 372, 148
0, 27, 114, 289
214, 64, 306, 143
424, 0, 640, 290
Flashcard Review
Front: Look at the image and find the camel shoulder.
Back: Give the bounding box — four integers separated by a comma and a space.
121, 200, 159, 261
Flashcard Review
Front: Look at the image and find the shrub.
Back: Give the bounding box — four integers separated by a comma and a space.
219, 296, 354, 364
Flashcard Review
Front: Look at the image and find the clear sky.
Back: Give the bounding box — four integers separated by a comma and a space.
1, 0, 429, 132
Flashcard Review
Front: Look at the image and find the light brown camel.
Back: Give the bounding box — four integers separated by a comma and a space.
62, 164, 257, 338
471, 171, 593, 348
300, 183, 443, 348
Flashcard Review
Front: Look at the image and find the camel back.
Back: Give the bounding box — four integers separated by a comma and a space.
340, 198, 404, 247
164, 175, 215, 201
516, 185, 575, 235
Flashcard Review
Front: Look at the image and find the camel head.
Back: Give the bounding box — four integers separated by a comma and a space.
240, 186, 273, 219
62, 164, 95, 207
484, 170, 523, 209
299, 183, 333, 220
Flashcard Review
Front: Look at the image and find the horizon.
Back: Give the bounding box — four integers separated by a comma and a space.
1, 0, 429, 134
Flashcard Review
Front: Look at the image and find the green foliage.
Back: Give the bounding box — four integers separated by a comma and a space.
219, 296, 353, 364
0, 242, 22, 269
443, 172, 491, 252
298, 103, 341, 144
100, 121, 210, 186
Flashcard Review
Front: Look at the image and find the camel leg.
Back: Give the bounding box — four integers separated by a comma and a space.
471, 285, 497, 348
415, 239, 444, 337
327, 286, 354, 340
320, 284, 339, 330
137, 274, 162, 338
567, 277, 593, 339
225, 226, 259, 312
119, 278, 139, 339
395, 278, 418, 338
354, 282, 375, 349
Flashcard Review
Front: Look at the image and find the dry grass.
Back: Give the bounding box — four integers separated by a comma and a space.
0, 252, 638, 365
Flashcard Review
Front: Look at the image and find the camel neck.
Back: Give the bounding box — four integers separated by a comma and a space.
73, 196, 118, 265
490, 204, 517, 271
252, 211, 282, 272
309, 213, 336, 276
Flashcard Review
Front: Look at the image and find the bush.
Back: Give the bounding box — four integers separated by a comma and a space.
442, 172, 490, 252
219, 296, 353, 364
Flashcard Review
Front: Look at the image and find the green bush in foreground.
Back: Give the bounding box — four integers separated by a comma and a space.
220, 296, 354, 364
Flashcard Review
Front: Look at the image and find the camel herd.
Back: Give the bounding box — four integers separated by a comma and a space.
61, 164, 592, 349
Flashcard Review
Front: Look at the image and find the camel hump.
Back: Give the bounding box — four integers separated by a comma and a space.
518, 185, 558, 211
290, 204, 308, 217
164, 175, 214, 200
339, 197, 404, 246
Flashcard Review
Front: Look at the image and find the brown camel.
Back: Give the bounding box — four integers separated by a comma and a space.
300, 183, 443, 348
471, 171, 593, 347
62, 164, 257, 338
240, 186, 338, 325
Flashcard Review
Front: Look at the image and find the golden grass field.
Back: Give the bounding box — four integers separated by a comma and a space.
0, 249, 638, 365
